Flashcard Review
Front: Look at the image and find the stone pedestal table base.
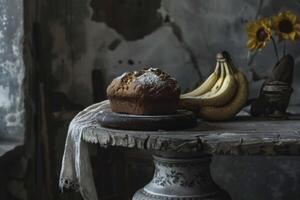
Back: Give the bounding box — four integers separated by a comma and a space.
133, 153, 231, 200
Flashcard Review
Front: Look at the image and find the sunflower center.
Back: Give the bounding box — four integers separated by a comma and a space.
256, 28, 268, 41
279, 19, 293, 33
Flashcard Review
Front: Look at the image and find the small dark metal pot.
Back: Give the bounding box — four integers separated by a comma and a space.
261, 81, 293, 117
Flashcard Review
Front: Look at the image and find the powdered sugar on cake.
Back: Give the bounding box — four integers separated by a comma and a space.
135, 70, 165, 87
112, 67, 178, 91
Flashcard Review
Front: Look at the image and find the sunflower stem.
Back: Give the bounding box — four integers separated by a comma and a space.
271, 36, 280, 62
247, 51, 258, 66
283, 40, 286, 57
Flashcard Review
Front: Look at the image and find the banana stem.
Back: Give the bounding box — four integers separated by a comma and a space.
222, 51, 237, 73
271, 36, 280, 62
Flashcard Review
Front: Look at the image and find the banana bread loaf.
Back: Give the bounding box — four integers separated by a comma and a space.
107, 68, 181, 115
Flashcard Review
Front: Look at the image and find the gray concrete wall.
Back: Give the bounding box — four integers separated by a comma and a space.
0, 0, 24, 141
46, 0, 300, 107
40, 0, 300, 200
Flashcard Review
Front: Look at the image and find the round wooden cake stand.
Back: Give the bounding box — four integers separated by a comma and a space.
96, 108, 197, 131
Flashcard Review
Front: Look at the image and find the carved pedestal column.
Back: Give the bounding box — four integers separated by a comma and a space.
133, 153, 231, 200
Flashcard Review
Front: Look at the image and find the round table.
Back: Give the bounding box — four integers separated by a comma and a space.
82, 105, 300, 200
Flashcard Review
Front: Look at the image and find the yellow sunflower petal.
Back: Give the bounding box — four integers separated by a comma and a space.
247, 31, 257, 37
285, 11, 298, 22
247, 24, 259, 33
247, 42, 256, 50
274, 15, 281, 21
247, 40, 256, 48
246, 22, 255, 29
290, 15, 297, 23
262, 19, 272, 27
289, 32, 296, 41
294, 23, 300, 31
257, 42, 265, 50
282, 34, 290, 40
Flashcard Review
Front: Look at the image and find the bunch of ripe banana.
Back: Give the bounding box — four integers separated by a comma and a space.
179, 51, 249, 121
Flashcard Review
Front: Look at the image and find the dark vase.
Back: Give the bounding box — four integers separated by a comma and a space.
250, 55, 294, 118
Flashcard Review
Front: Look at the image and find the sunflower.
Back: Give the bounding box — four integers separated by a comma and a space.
246, 18, 272, 51
272, 11, 300, 41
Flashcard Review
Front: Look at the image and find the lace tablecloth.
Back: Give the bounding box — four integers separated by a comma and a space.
59, 100, 110, 200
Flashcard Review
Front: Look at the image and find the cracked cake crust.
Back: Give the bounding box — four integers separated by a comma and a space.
107, 68, 181, 115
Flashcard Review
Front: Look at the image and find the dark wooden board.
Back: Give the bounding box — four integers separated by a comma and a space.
96, 108, 197, 131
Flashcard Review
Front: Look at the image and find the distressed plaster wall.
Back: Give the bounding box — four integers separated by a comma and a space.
40, 0, 300, 200
0, 0, 25, 141
46, 0, 300, 107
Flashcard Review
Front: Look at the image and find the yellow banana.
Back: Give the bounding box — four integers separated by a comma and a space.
200, 62, 225, 97
179, 58, 237, 108
181, 61, 220, 98
201, 61, 237, 106
198, 70, 249, 121
180, 60, 225, 104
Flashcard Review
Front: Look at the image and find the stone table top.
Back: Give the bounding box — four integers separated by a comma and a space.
81, 102, 300, 156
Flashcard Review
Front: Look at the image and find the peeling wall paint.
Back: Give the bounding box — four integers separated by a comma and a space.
90, 0, 162, 41
0, 85, 12, 108
46, 0, 300, 108
0, 0, 25, 140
